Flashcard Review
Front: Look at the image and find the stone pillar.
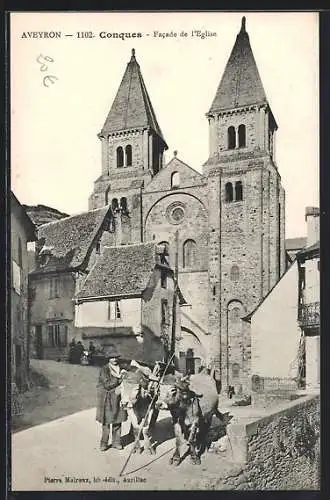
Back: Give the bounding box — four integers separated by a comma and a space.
207, 173, 222, 371
305, 335, 320, 392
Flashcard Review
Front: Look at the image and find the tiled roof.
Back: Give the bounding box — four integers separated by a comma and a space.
76, 242, 160, 300
31, 206, 111, 275
285, 237, 307, 251
297, 240, 320, 260
101, 49, 167, 145
209, 17, 268, 113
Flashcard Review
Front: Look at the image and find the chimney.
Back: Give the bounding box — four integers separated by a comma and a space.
305, 206, 320, 246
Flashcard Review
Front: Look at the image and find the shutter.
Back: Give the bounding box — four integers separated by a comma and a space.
60, 325, 68, 346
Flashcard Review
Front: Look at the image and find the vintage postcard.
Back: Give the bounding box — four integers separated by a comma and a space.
10, 11, 320, 491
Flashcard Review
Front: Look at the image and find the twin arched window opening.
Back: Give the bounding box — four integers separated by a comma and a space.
111, 197, 129, 215
227, 124, 246, 150
158, 239, 197, 268
225, 181, 243, 202
116, 145, 132, 168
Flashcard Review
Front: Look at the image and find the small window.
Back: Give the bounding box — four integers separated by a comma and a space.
18, 237, 23, 267
96, 242, 101, 255
47, 324, 64, 347
238, 124, 246, 148
120, 197, 128, 215
235, 181, 243, 201
115, 301, 121, 319
161, 269, 167, 289
125, 145, 132, 166
225, 182, 233, 202
116, 147, 124, 168
171, 172, 180, 189
108, 301, 122, 320
49, 278, 59, 299
230, 265, 240, 282
183, 239, 197, 268
228, 126, 236, 149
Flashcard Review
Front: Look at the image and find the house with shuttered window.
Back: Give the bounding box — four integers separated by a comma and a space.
11, 192, 36, 391
28, 205, 113, 360
74, 242, 185, 365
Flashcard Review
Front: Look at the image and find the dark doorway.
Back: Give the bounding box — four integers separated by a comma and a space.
185, 348, 201, 375
35, 325, 44, 359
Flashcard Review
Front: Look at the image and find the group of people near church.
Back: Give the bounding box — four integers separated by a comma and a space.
68, 338, 96, 365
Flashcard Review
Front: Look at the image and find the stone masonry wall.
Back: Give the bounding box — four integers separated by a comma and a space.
224, 395, 320, 490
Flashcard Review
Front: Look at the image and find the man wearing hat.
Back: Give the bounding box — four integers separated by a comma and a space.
96, 347, 127, 451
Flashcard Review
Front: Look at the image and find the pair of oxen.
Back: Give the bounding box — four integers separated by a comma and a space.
120, 361, 228, 466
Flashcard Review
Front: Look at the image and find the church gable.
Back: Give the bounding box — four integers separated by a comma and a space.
144, 155, 205, 193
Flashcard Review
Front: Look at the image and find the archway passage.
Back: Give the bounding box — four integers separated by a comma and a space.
176, 328, 205, 375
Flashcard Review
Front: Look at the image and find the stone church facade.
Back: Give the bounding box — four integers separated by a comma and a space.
88, 18, 286, 391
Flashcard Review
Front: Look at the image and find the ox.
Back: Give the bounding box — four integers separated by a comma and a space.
120, 361, 163, 454
158, 369, 226, 465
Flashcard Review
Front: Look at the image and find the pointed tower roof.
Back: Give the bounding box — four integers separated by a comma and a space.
101, 49, 167, 145
209, 17, 268, 113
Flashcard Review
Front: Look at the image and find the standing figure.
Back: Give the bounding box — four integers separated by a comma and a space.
68, 337, 76, 364
75, 341, 85, 364
96, 347, 127, 451
88, 341, 96, 365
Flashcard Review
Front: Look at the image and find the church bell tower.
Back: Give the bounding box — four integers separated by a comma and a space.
89, 49, 168, 243
204, 17, 286, 391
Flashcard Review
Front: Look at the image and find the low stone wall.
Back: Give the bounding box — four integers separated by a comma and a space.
224, 394, 320, 490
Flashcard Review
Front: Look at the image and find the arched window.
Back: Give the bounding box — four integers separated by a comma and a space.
183, 239, 197, 268
171, 171, 180, 189
105, 186, 110, 205
120, 197, 128, 214
116, 147, 124, 168
238, 124, 246, 148
230, 265, 240, 282
125, 145, 132, 166
225, 182, 233, 202
235, 181, 243, 201
112, 198, 119, 211
228, 126, 236, 149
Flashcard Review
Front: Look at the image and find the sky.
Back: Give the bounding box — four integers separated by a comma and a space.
10, 12, 319, 238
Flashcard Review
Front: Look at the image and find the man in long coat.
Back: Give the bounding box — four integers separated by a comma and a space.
96, 347, 127, 451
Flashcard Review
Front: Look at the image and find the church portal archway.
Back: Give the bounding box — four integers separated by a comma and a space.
177, 327, 205, 375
